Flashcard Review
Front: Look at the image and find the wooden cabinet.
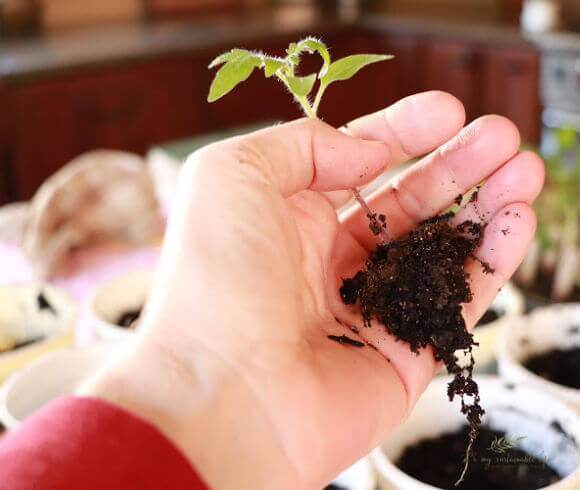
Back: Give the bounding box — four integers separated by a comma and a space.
422, 39, 540, 143
482, 46, 541, 144
11, 58, 205, 199
0, 24, 542, 202
425, 39, 483, 122
0, 154, 11, 205
381, 33, 426, 102
0, 84, 13, 205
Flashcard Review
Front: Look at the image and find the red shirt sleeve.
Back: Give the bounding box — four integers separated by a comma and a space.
0, 396, 208, 490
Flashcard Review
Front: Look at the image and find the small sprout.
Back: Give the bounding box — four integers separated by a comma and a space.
208, 37, 393, 119
208, 37, 393, 245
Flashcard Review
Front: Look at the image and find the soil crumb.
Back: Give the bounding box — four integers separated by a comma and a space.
524, 347, 580, 390
328, 335, 365, 347
340, 212, 487, 483
367, 212, 387, 237
117, 308, 142, 328
396, 425, 561, 490
37, 291, 57, 315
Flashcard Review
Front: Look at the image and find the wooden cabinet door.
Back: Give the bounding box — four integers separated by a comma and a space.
0, 153, 11, 205
11, 58, 204, 199
425, 39, 482, 122
0, 83, 13, 204
381, 33, 426, 102
316, 31, 426, 126
482, 46, 541, 144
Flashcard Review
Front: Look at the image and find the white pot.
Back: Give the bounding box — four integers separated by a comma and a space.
87, 267, 155, 341
0, 342, 127, 429
0, 284, 77, 383
497, 303, 580, 412
372, 375, 580, 490
328, 457, 376, 490
464, 282, 525, 371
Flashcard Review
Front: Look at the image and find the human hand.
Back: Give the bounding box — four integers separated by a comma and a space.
80, 91, 544, 489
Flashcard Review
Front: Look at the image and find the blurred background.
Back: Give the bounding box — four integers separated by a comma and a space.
0, 2, 579, 489
0, 0, 578, 202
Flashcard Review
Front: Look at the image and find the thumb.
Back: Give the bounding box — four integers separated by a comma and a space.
186, 118, 391, 198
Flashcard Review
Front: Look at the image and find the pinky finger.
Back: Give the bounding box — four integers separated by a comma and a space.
462, 202, 537, 330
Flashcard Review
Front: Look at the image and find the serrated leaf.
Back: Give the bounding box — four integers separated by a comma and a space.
263, 57, 284, 77
285, 74, 316, 97
321, 54, 393, 86
208, 52, 263, 102
208, 48, 253, 68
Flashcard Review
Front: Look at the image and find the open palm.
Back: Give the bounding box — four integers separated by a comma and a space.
106, 91, 544, 490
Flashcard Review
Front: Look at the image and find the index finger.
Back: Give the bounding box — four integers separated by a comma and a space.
325, 91, 466, 208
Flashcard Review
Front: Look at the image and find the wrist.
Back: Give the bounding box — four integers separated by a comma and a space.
78, 327, 301, 489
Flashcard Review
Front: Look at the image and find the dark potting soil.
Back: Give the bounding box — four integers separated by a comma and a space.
37, 291, 57, 315
524, 347, 580, 390
340, 212, 490, 482
396, 425, 561, 490
116, 308, 142, 328
474, 308, 501, 329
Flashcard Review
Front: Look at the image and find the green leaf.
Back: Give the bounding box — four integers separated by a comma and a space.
285, 74, 317, 97
294, 38, 331, 77
321, 54, 393, 86
263, 57, 284, 77
208, 48, 252, 68
208, 51, 263, 102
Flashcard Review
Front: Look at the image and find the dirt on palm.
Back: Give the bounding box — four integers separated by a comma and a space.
340, 211, 492, 483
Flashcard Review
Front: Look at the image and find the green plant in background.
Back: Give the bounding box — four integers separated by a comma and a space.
517, 127, 580, 300
208, 37, 394, 243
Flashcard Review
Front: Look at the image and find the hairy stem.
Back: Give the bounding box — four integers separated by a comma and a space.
296, 96, 318, 119
352, 188, 390, 244
298, 78, 389, 245
311, 83, 327, 116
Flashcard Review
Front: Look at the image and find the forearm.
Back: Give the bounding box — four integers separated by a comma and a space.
79, 327, 304, 490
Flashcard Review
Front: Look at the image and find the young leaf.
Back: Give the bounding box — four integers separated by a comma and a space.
321, 54, 394, 86
208, 48, 253, 68
263, 57, 284, 77
294, 38, 331, 77
208, 51, 263, 102
285, 74, 317, 97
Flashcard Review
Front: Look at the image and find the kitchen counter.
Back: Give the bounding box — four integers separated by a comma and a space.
0, 7, 348, 81
1, 4, 578, 82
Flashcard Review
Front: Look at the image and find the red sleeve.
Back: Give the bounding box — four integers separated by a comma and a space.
0, 396, 208, 490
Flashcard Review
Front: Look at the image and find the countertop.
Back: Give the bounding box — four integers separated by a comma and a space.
0, 7, 347, 81
0, 5, 579, 82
